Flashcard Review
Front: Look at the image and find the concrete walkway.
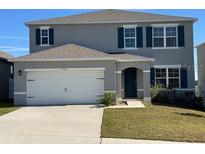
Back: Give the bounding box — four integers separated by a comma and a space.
126, 99, 145, 108
0, 105, 103, 144
108, 99, 145, 108
101, 138, 191, 144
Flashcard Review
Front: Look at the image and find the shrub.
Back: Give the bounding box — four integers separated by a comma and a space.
98, 92, 116, 106
151, 83, 202, 109
195, 97, 204, 108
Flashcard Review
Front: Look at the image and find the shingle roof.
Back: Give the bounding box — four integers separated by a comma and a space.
109, 53, 154, 62
10, 44, 114, 61
195, 42, 205, 48
26, 9, 197, 25
10, 44, 154, 62
0, 51, 13, 60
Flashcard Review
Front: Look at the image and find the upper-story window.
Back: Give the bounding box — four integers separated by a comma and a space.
36, 27, 54, 46
124, 27, 136, 48
153, 26, 177, 48
40, 27, 49, 45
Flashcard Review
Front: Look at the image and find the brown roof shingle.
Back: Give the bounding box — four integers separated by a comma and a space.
0, 51, 13, 60
26, 9, 197, 25
10, 44, 154, 62
109, 53, 154, 61
10, 44, 114, 61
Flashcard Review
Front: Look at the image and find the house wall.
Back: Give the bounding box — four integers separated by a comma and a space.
29, 20, 195, 88
0, 59, 12, 101
197, 44, 205, 97
13, 60, 116, 106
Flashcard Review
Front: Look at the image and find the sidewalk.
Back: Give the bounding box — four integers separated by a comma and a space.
101, 138, 191, 144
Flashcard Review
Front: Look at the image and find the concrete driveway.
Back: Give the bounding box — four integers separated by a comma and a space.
0, 105, 103, 144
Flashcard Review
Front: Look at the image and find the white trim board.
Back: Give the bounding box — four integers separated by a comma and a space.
151, 23, 179, 27
25, 68, 105, 72
117, 59, 155, 62
154, 65, 181, 68
14, 92, 26, 95
143, 70, 150, 73
152, 47, 179, 50
123, 25, 138, 28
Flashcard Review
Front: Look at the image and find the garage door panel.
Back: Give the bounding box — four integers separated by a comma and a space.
26, 69, 104, 105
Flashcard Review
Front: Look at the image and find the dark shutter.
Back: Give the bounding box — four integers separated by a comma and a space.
146, 27, 152, 48
118, 27, 124, 48
136, 27, 143, 48
178, 26, 185, 47
49, 28, 54, 45
150, 68, 155, 87
36, 28, 40, 45
180, 67, 188, 88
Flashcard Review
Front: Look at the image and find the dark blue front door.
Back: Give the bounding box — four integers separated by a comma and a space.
124, 68, 137, 98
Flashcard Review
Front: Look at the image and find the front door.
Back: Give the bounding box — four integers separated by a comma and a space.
124, 68, 137, 98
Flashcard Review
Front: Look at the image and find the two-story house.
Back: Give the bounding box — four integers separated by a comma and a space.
10, 9, 196, 106
196, 42, 205, 98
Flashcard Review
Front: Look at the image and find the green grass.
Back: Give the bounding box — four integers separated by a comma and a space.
101, 103, 205, 142
0, 102, 19, 116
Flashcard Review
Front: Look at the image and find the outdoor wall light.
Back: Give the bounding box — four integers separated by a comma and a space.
18, 70, 22, 76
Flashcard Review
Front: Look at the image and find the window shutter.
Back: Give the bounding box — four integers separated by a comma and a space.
178, 26, 185, 47
36, 28, 40, 45
180, 67, 188, 88
49, 28, 54, 45
150, 68, 155, 87
118, 27, 124, 48
136, 27, 143, 48
146, 27, 152, 48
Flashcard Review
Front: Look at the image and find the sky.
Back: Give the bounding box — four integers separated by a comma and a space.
0, 9, 204, 79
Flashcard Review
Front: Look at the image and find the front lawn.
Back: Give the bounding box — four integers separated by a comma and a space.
0, 102, 19, 116
101, 103, 205, 142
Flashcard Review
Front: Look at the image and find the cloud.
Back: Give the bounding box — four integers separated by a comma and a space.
0, 46, 29, 52
0, 36, 28, 40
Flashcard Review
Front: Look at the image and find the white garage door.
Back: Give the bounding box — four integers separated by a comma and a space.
26, 68, 104, 105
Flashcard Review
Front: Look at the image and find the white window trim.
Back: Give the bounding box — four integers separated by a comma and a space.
152, 25, 178, 49
154, 66, 181, 88
123, 25, 138, 50
40, 26, 49, 46
151, 24, 179, 27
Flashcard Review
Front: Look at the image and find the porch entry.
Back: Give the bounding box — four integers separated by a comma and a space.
124, 68, 137, 98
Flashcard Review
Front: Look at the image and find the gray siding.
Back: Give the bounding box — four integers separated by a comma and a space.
197, 44, 205, 97
14, 60, 116, 106
0, 59, 12, 101
29, 21, 195, 88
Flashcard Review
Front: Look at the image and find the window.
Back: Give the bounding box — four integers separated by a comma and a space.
155, 67, 180, 88
153, 26, 178, 48
124, 27, 136, 48
40, 27, 49, 45
155, 68, 167, 88
166, 27, 177, 47
153, 27, 164, 47
168, 68, 180, 88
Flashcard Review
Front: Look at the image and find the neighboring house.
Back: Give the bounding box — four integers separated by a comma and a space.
196, 42, 205, 98
10, 9, 196, 106
0, 51, 13, 102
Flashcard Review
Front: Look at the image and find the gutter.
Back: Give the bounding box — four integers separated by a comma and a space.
9, 57, 155, 62
25, 19, 197, 27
